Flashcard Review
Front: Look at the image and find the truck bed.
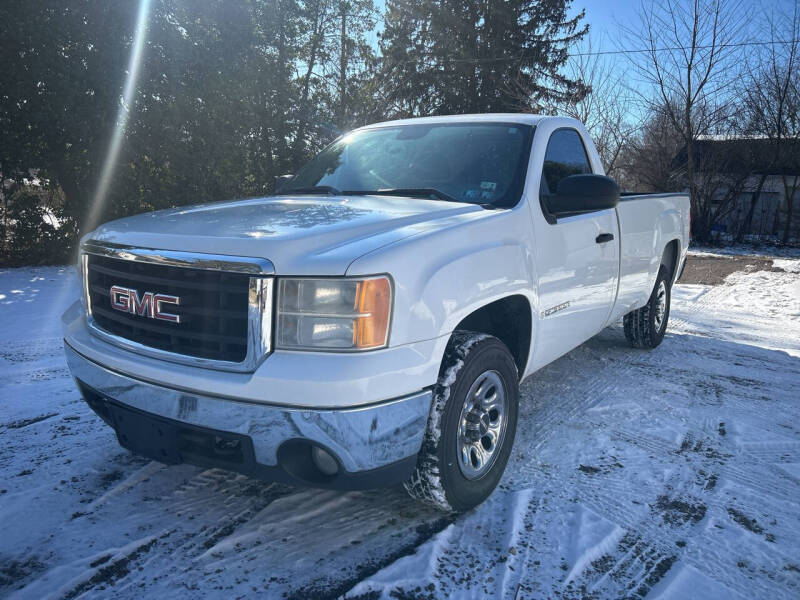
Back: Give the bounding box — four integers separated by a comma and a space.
610, 192, 691, 323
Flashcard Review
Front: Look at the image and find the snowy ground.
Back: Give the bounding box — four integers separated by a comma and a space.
1, 253, 799, 600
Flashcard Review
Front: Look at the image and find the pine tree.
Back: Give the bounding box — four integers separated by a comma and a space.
378, 0, 589, 116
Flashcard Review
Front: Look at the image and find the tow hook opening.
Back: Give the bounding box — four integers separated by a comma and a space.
178, 430, 246, 466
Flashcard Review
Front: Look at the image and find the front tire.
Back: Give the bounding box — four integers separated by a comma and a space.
624, 265, 672, 349
404, 331, 519, 512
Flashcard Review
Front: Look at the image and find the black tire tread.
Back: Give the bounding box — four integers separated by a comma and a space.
624, 265, 671, 349
404, 331, 516, 512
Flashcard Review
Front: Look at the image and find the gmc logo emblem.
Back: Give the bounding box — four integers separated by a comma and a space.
109, 286, 181, 323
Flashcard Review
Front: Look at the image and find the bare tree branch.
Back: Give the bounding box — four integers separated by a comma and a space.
623, 0, 750, 241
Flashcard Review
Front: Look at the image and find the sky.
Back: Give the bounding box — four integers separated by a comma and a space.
366, 0, 798, 78
574, 0, 794, 52
363, 0, 796, 126
571, 0, 796, 122
369, 0, 796, 49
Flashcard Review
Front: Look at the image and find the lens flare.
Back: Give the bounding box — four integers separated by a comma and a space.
84, 0, 152, 233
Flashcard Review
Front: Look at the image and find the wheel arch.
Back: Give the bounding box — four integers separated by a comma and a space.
661, 238, 681, 283
449, 294, 533, 379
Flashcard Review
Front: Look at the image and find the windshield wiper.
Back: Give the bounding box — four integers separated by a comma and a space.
279, 185, 342, 196
345, 188, 460, 204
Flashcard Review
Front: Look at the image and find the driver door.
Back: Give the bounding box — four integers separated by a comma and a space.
530, 128, 619, 369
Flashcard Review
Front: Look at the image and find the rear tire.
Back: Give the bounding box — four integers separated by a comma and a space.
624, 265, 672, 349
404, 331, 519, 512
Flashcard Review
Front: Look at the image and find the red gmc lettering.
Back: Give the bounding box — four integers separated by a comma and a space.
109, 286, 180, 323
154, 294, 181, 323
131, 290, 153, 317
109, 285, 131, 312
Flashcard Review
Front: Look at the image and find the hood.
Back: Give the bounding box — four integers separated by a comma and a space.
87, 195, 489, 275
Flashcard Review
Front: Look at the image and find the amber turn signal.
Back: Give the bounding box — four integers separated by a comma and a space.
353, 277, 392, 349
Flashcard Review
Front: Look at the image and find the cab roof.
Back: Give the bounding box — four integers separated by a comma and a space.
359, 113, 553, 130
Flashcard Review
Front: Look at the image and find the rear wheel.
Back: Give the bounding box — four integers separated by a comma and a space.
404, 331, 519, 512
624, 265, 672, 349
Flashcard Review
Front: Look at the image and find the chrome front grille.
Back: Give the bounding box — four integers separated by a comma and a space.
81, 241, 274, 372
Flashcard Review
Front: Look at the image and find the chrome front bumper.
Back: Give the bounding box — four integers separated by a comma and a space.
65, 343, 431, 489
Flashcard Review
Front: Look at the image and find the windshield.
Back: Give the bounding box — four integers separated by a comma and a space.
285, 122, 534, 208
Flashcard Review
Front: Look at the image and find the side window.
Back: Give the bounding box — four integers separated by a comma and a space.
540, 129, 592, 195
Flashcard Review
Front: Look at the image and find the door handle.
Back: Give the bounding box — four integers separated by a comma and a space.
596, 233, 614, 244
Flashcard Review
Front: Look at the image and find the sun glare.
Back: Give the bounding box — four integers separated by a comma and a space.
84, 0, 152, 233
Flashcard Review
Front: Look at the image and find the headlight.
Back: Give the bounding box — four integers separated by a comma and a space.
276, 276, 392, 351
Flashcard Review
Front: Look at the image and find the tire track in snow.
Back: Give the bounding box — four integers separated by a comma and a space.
496, 488, 535, 599
22, 472, 299, 598
558, 305, 800, 600
343, 488, 541, 599
11, 534, 163, 600
517, 329, 646, 457
614, 426, 800, 510
480, 291, 792, 598
668, 283, 730, 331
572, 468, 769, 599
741, 441, 800, 463
37, 471, 452, 599
83, 461, 168, 513
583, 423, 800, 599
203, 487, 451, 600
671, 269, 800, 353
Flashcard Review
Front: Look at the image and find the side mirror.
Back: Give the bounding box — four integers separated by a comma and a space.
547, 174, 620, 217
274, 174, 293, 193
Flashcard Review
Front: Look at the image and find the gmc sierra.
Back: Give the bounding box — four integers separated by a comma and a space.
63, 114, 690, 512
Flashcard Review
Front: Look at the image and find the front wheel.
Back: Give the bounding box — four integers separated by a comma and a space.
624, 265, 672, 349
404, 331, 519, 512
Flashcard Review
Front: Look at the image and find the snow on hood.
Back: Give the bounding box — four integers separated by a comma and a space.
86, 194, 488, 275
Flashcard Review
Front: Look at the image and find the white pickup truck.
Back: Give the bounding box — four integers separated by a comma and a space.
63, 114, 689, 512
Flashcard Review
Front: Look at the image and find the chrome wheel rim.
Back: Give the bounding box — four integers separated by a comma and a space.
654, 281, 667, 331
457, 370, 508, 480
